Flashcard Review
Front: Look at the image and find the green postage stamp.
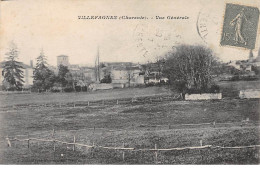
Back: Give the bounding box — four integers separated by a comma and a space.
221, 3, 259, 49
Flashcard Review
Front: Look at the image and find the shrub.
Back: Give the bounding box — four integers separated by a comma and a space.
64, 87, 74, 92
50, 89, 61, 93
100, 75, 112, 83
163, 45, 218, 94
185, 84, 220, 94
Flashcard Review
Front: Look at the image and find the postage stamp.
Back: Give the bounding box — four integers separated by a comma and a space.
220, 3, 259, 49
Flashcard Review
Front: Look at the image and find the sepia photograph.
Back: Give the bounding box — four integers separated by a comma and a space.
0, 0, 259, 165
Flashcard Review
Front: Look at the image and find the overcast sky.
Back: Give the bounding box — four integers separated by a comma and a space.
0, 0, 259, 67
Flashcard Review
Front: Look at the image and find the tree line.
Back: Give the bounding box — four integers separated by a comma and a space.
1, 42, 81, 92
3, 42, 242, 94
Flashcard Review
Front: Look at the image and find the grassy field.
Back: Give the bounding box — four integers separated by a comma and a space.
217, 80, 260, 98
0, 81, 259, 164
0, 80, 259, 107
0, 97, 259, 164
0, 86, 172, 107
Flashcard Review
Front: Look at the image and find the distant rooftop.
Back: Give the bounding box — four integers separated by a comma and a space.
57, 55, 68, 57
101, 62, 134, 67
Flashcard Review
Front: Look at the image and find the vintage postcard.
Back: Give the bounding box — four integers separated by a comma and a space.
0, 0, 260, 165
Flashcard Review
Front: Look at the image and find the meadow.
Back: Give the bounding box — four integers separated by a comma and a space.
0, 81, 259, 164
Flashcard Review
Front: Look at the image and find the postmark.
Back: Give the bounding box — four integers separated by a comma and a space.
196, 5, 223, 46
133, 22, 182, 61
220, 3, 259, 49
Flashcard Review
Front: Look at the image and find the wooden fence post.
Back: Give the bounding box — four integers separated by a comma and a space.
155, 144, 158, 164
200, 140, 203, 146
52, 129, 56, 160
73, 135, 76, 151
6, 136, 11, 147
122, 142, 125, 161
213, 121, 216, 128
88, 101, 90, 106
117, 100, 119, 105
52, 129, 56, 152
74, 103, 76, 108
92, 142, 95, 157
200, 139, 204, 162
27, 134, 30, 149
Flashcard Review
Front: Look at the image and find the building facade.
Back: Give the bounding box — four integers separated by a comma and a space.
57, 55, 69, 67
99, 62, 145, 87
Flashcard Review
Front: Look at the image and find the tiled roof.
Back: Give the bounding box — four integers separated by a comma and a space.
57, 55, 68, 57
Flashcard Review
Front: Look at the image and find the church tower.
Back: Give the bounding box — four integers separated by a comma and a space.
57, 55, 69, 67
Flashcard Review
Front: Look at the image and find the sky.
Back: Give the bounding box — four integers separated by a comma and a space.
0, 0, 259, 67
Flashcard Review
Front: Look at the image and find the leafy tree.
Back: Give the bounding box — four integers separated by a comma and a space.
33, 50, 56, 91
155, 58, 166, 81
65, 72, 76, 89
57, 64, 70, 87
2, 42, 24, 90
163, 45, 219, 94
56, 65, 76, 92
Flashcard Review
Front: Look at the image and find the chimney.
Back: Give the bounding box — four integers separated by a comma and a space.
30, 60, 33, 68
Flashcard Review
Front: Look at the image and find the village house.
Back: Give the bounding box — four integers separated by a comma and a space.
100, 62, 145, 88
142, 62, 168, 84
227, 48, 260, 71
221, 48, 260, 80
81, 67, 96, 83
56, 55, 96, 85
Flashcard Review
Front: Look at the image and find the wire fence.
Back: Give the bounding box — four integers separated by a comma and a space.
6, 136, 260, 151
5, 119, 259, 139
1, 94, 182, 110
5, 119, 260, 164
5, 133, 260, 164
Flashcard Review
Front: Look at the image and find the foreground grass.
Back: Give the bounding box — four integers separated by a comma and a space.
0, 98, 259, 164
1, 126, 259, 164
